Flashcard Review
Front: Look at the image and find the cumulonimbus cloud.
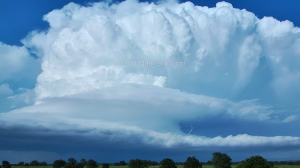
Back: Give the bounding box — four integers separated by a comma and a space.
19, 0, 300, 101
1, 0, 300, 149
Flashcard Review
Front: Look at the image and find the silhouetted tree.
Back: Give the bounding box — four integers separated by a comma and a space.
76, 163, 84, 168
268, 162, 274, 168
53, 160, 67, 168
24, 163, 29, 167
152, 161, 158, 166
119, 161, 126, 166
40, 161, 47, 166
18, 162, 25, 166
86, 160, 98, 168
235, 161, 241, 167
184, 157, 202, 168
236, 161, 245, 168
65, 158, 81, 168
64, 163, 75, 168
144, 160, 157, 166
80, 159, 87, 166
102, 163, 109, 168
242, 155, 270, 168
211, 152, 232, 168
68, 158, 77, 164
2, 161, 11, 168
160, 158, 176, 168
30, 160, 39, 166
129, 159, 147, 168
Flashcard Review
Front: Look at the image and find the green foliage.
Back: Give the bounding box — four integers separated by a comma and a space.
211, 152, 232, 168
30, 161, 39, 167
272, 161, 300, 165
236, 161, 245, 168
207, 161, 212, 165
129, 159, 148, 168
243, 155, 270, 168
64, 158, 80, 168
17, 162, 25, 166
160, 158, 177, 168
64, 163, 76, 168
102, 163, 109, 168
86, 160, 98, 168
142, 160, 158, 166
2, 161, 11, 168
268, 162, 274, 168
119, 161, 126, 166
80, 159, 87, 166
53, 160, 67, 168
67, 159, 77, 165
76, 163, 84, 168
151, 161, 158, 166
184, 157, 202, 168
64, 163, 83, 168
40, 162, 47, 166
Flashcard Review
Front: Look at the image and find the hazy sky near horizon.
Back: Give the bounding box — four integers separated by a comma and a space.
1, 0, 300, 163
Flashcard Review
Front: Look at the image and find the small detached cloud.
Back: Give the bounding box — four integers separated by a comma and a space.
283, 115, 298, 123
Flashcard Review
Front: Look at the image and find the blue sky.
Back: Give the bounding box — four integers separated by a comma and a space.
0, 0, 300, 164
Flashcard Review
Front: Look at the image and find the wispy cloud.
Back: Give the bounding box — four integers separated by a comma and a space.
283, 115, 298, 123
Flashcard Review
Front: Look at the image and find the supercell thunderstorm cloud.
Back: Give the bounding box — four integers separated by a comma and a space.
0, 0, 300, 163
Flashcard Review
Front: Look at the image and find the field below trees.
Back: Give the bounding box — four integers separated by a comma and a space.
272, 166, 300, 168
11, 165, 300, 168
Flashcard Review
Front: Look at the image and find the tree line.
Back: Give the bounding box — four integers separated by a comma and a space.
1, 152, 300, 168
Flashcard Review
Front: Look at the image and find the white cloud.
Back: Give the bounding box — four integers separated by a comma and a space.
1, 91, 299, 148
257, 17, 300, 99
153, 76, 166, 87
0, 84, 13, 97
2, 84, 296, 148
283, 115, 298, 123
0, 84, 36, 112
228, 100, 273, 121
236, 34, 262, 88
0, 43, 40, 84
1, 0, 300, 150
7, 88, 36, 105
0, 42, 39, 112
18, 0, 300, 103
0, 84, 14, 112
19, 0, 258, 99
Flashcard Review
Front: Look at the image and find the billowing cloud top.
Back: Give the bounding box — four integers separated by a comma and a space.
1, 0, 300, 160
19, 0, 300, 100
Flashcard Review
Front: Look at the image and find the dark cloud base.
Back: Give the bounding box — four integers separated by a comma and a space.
1, 126, 300, 163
